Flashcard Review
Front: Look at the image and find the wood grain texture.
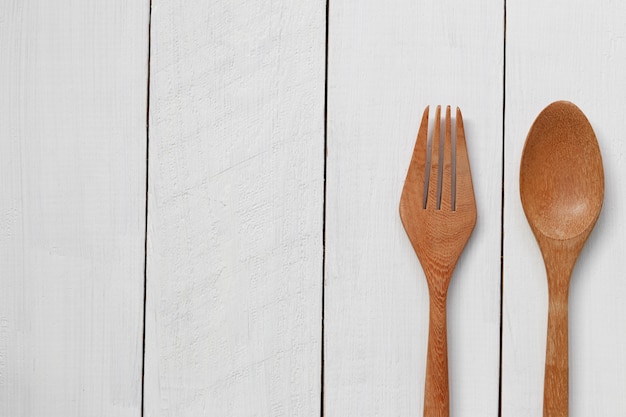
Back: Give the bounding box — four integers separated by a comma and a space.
400, 106, 477, 416
325, 1, 503, 415
503, 1, 626, 415
0, 1, 149, 416
144, 1, 325, 416
520, 101, 604, 417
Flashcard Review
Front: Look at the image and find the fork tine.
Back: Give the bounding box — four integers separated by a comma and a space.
426, 105, 442, 209
400, 106, 430, 216
455, 107, 476, 209
441, 105, 453, 210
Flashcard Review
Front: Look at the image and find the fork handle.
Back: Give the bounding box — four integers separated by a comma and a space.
424, 289, 449, 417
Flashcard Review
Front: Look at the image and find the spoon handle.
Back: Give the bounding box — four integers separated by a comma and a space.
424, 285, 449, 417
539, 237, 586, 417
544, 289, 569, 417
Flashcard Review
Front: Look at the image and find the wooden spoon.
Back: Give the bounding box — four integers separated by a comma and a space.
520, 101, 604, 416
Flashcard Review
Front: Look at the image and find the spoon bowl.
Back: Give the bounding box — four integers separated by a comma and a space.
520, 100, 604, 417
521, 101, 604, 240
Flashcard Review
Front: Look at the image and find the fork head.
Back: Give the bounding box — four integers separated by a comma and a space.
399, 105, 477, 282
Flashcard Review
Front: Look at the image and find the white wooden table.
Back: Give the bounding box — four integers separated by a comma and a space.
2, 1, 626, 416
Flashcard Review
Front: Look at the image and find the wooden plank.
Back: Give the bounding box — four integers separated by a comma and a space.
144, 1, 325, 415
324, 1, 503, 415
0, 1, 148, 416
503, 1, 626, 415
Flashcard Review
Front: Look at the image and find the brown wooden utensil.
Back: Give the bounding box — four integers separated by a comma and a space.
520, 101, 604, 417
400, 105, 477, 417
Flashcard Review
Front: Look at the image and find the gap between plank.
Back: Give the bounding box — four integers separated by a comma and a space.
498, 0, 506, 416
141, 0, 153, 415
321, 0, 330, 415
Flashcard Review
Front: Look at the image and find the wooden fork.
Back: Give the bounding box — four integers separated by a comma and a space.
399, 105, 477, 417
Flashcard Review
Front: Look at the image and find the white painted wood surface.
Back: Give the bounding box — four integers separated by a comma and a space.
324, 1, 503, 415
0, 1, 148, 416
503, 1, 626, 415
144, 1, 325, 416
5, 0, 626, 415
